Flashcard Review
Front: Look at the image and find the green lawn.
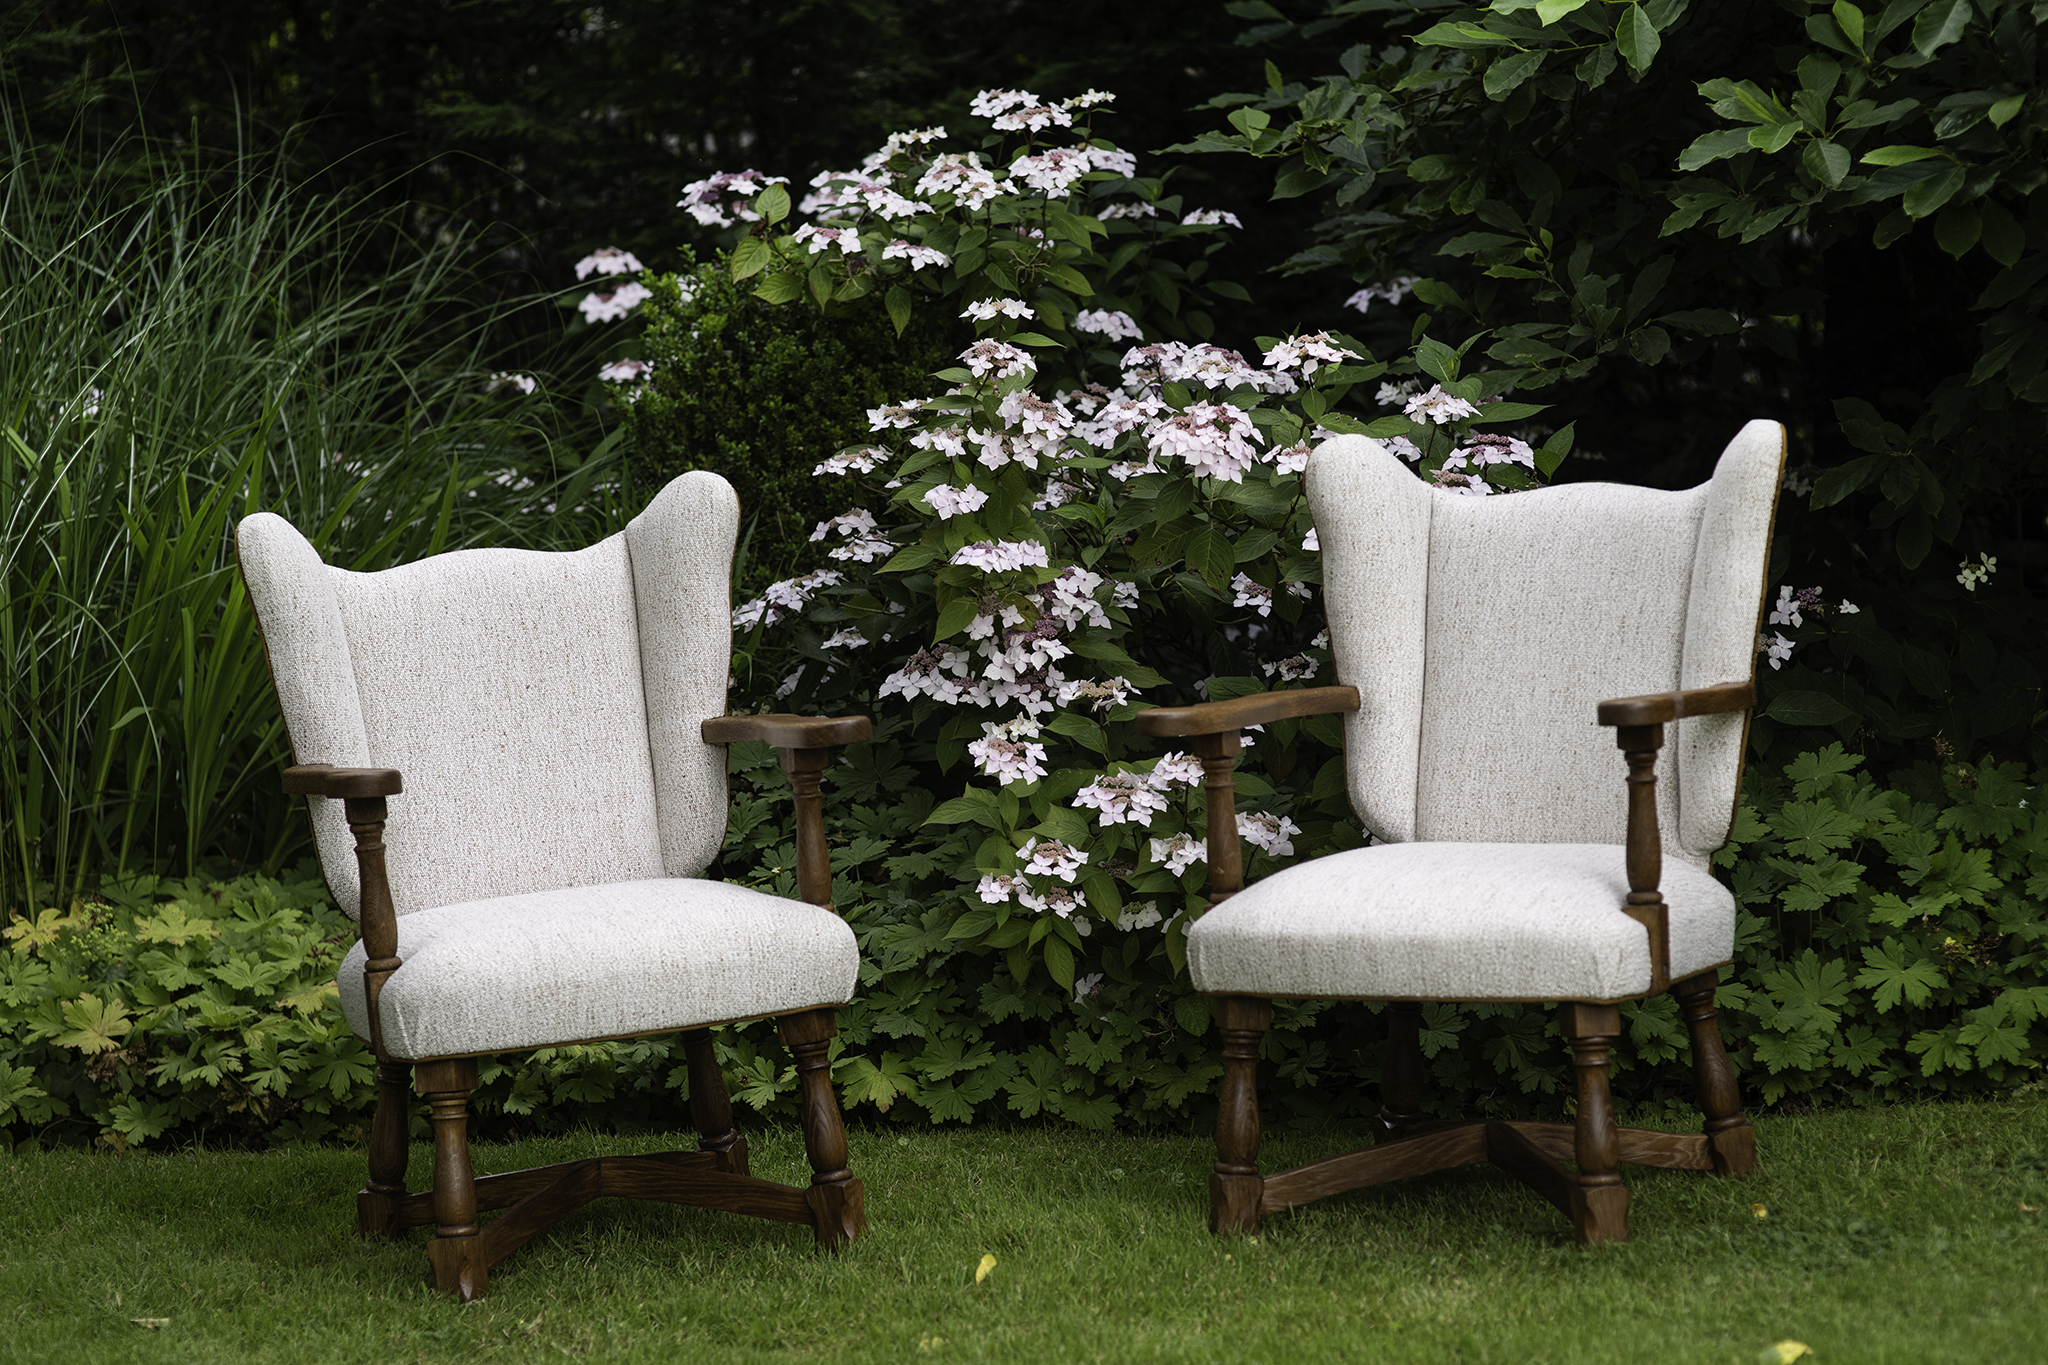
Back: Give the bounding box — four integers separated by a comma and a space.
5, 1096, 2045, 1364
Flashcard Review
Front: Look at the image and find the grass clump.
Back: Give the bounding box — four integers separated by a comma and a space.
3, 1095, 2043, 1363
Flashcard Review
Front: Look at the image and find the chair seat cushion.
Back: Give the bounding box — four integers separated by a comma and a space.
1186, 843, 1734, 1003
337, 879, 859, 1060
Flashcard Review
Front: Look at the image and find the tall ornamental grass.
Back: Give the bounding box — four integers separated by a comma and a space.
0, 118, 616, 913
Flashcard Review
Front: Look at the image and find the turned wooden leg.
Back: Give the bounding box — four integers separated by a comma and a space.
777, 1010, 865, 1249
1211, 996, 1271, 1236
356, 1061, 412, 1237
1371, 1001, 1426, 1143
417, 1058, 485, 1300
1562, 1003, 1630, 1245
681, 1028, 749, 1175
1674, 971, 1760, 1176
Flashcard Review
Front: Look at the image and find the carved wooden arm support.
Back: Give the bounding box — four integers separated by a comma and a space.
282, 764, 405, 1058
1131, 688, 1359, 907
701, 714, 874, 909
1594, 682, 1756, 993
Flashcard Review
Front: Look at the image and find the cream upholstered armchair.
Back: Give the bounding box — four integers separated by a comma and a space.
237, 471, 870, 1300
1135, 420, 1784, 1246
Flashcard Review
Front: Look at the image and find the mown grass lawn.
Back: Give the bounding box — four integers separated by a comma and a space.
4, 1094, 2044, 1364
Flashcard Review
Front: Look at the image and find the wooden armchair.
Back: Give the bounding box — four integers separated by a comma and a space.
237, 473, 871, 1300
1137, 421, 1785, 1245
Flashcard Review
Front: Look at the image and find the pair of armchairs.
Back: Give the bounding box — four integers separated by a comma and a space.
236, 421, 1781, 1299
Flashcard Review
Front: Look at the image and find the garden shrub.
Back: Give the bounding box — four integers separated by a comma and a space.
3, 747, 2041, 1150
624, 259, 966, 583
1183, 0, 2048, 772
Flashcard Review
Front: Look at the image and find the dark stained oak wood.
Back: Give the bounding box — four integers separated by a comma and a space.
1674, 971, 1762, 1176
780, 748, 836, 909
1595, 681, 1755, 727
1211, 997, 1270, 1234
282, 764, 403, 797
682, 1029, 749, 1173
701, 713, 873, 748
1486, 1122, 1578, 1220
356, 1062, 413, 1237
1261, 1124, 1489, 1213
778, 1009, 867, 1249
1194, 733, 1244, 905
1134, 686, 1360, 738
1371, 1002, 1426, 1143
1614, 724, 1671, 993
1562, 1003, 1632, 1244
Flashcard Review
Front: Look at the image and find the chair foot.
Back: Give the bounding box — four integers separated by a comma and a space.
779, 1009, 868, 1249
1570, 1184, 1632, 1245
426, 1233, 488, 1302
1707, 1122, 1759, 1176
805, 1177, 866, 1250
357, 1188, 403, 1239
1369, 1001, 1426, 1143
1210, 1172, 1263, 1236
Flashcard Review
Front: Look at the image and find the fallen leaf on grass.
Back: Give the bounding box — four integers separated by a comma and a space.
974, 1253, 996, 1284
917, 1337, 946, 1353
1751, 1203, 1769, 1219
131, 1319, 171, 1330
1761, 1342, 1812, 1363
2020, 1202, 2040, 1215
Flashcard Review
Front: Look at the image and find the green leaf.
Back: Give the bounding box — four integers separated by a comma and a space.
935, 596, 982, 642
1763, 690, 1855, 726
1184, 523, 1236, 589
1803, 139, 1852, 187
1832, 1, 1867, 50
885, 285, 913, 336
1987, 93, 2025, 128
1627, 326, 1671, 365
1416, 20, 1518, 49
1484, 50, 1546, 100
753, 271, 804, 305
1614, 2, 1661, 74
1902, 163, 1965, 218
55, 993, 133, 1054
1934, 203, 1982, 258
1860, 144, 1944, 165
1911, 0, 1969, 56
1678, 128, 1755, 171
1042, 936, 1076, 992
729, 237, 771, 280
756, 183, 791, 225
1855, 938, 1946, 1012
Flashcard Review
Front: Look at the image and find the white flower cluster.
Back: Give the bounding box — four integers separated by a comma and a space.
575, 247, 644, 279
1405, 385, 1480, 425
967, 716, 1049, 785
1071, 770, 1171, 827
814, 446, 888, 476
485, 372, 536, 396
1237, 812, 1301, 857
810, 508, 894, 564
924, 484, 991, 519
677, 171, 789, 227
1345, 277, 1418, 313
1073, 309, 1142, 341
882, 239, 949, 270
580, 280, 651, 323
732, 569, 844, 630
963, 298, 1035, 322
961, 339, 1037, 380
971, 88, 1076, 134
598, 358, 652, 384
1230, 572, 1273, 617
1957, 554, 1997, 591
1182, 209, 1243, 228
1261, 653, 1318, 682
951, 540, 1050, 572
1262, 333, 1358, 380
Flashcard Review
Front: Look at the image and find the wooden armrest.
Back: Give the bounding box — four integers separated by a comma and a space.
1596, 682, 1755, 728
701, 714, 873, 749
1134, 686, 1360, 738
282, 764, 403, 798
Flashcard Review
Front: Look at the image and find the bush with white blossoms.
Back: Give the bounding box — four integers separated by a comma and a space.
707, 87, 1574, 1009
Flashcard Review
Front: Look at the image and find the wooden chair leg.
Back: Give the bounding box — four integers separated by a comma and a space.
1370, 1000, 1425, 1143
777, 1010, 866, 1249
1211, 996, 1271, 1236
681, 1028, 749, 1175
1673, 971, 1760, 1176
1561, 1003, 1630, 1245
417, 1058, 486, 1301
356, 1061, 412, 1237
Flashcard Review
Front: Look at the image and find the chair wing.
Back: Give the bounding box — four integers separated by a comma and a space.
1307, 421, 1784, 862
237, 472, 740, 919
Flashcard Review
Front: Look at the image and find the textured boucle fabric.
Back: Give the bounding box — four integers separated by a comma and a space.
624, 471, 741, 879
336, 879, 859, 1059
1186, 842, 1734, 1002
1676, 421, 1786, 857
1414, 480, 1706, 851
236, 514, 376, 917
328, 534, 667, 915
1305, 437, 1432, 843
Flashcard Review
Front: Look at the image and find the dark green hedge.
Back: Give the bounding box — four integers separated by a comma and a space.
625, 262, 965, 584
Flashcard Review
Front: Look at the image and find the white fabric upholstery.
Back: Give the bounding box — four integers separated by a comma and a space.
238, 478, 742, 918
337, 879, 860, 1060
1414, 479, 1704, 851
626, 472, 745, 879
1677, 420, 1786, 856
1305, 443, 1432, 843
1186, 843, 1735, 1002
236, 514, 377, 916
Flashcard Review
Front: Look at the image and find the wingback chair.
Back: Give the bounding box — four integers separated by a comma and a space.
1135, 420, 1784, 1245
237, 471, 871, 1300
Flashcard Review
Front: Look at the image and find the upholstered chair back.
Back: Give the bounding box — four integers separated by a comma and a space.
237, 471, 740, 919
1306, 421, 1783, 866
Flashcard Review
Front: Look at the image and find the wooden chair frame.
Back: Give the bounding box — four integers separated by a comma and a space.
288, 713, 872, 1300
1135, 684, 1761, 1245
